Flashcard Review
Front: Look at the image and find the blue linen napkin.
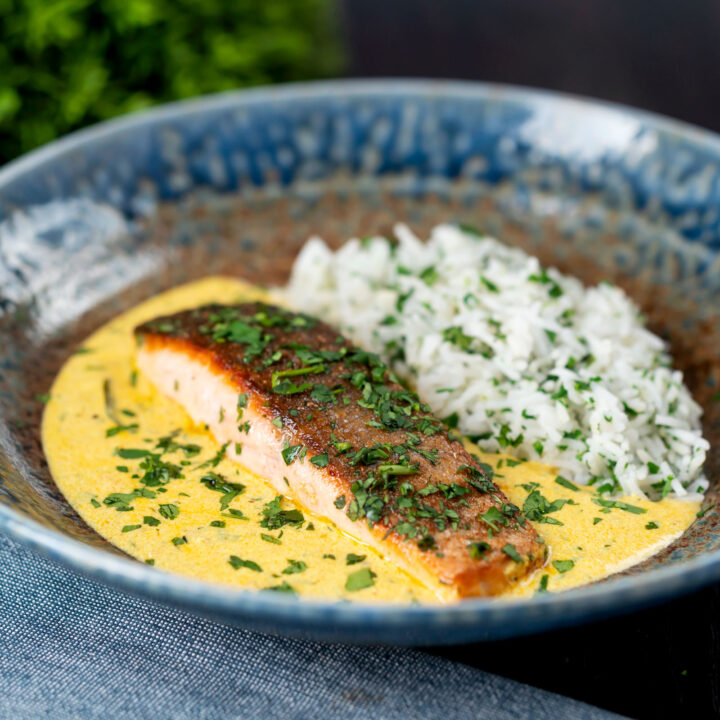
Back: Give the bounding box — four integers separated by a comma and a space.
0, 532, 624, 720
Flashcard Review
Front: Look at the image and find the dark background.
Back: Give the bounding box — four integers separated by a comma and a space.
341, 0, 720, 133
5, 1, 720, 716
341, 3, 720, 718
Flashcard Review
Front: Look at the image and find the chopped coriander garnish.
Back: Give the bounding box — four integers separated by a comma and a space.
282, 444, 306, 465
158, 503, 179, 520
260, 533, 282, 545
229, 556, 262, 572
115, 448, 151, 459
480, 506, 505, 532
555, 476, 579, 492
345, 568, 376, 592
106, 423, 139, 437
468, 541, 491, 560
196, 441, 229, 470
592, 498, 647, 514
310, 453, 329, 468
502, 544, 522, 562
282, 559, 308, 574
222, 508, 248, 520
552, 559, 574, 573
260, 496, 304, 529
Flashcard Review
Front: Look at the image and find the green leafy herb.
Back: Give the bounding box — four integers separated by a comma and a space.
345, 568, 376, 592
419, 265, 439, 286
196, 441, 230, 469
480, 506, 505, 531
158, 503, 179, 520
106, 423, 139, 437
260, 496, 304, 529
522, 490, 568, 525
115, 448, 151, 459
282, 444, 306, 465
282, 559, 308, 574
555, 476, 579, 492
229, 556, 262, 572
200, 471, 245, 509
592, 498, 647, 514
552, 559, 574, 573
310, 453, 329, 468
502, 544, 522, 562
260, 533, 282, 545
468, 541, 491, 560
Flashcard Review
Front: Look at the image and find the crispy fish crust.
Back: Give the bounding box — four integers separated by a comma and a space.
136, 303, 545, 598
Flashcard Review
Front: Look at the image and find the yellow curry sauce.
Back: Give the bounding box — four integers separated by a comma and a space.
41, 277, 700, 602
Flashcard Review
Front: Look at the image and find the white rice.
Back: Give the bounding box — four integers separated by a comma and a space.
286, 223, 709, 501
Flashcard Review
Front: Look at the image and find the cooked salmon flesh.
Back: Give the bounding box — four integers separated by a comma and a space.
135, 303, 545, 597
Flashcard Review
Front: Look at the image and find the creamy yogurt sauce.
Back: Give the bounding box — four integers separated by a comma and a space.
41, 277, 700, 602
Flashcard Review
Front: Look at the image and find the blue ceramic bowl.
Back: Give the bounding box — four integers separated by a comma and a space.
2, 80, 720, 645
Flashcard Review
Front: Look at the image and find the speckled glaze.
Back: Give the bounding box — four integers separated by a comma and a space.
2, 80, 720, 645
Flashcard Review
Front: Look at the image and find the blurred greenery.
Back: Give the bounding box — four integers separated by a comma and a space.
0, 0, 343, 163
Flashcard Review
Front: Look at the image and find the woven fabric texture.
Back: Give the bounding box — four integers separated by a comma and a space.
0, 532, 624, 720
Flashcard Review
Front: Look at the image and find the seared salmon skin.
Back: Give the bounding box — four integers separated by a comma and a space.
136, 303, 545, 598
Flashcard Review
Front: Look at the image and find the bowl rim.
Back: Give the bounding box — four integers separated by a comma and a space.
1, 77, 719, 636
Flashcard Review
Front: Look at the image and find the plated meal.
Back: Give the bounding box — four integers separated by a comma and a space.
41, 224, 708, 603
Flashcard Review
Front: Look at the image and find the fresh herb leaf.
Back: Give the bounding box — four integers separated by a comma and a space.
468, 541, 491, 560
282, 559, 307, 574
158, 503, 179, 520
502, 544, 522, 562
282, 444, 306, 465
229, 556, 262, 572
552, 559, 574, 573
555, 476, 579, 492
345, 568, 376, 592
260, 496, 304, 529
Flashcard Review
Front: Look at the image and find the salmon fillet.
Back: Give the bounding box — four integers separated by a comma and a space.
135, 302, 545, 598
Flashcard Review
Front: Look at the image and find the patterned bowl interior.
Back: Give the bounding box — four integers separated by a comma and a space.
1, 80, 720, 589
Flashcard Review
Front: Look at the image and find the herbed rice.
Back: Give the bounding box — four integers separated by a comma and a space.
286, 223, 709, 501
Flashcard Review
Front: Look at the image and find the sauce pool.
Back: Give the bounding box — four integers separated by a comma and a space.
41, 277, 700, 602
